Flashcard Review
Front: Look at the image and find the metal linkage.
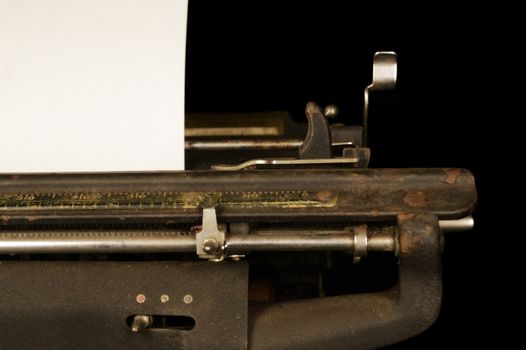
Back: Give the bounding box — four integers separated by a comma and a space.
195, 207, 226, 260
212, 157, 358, 171
0, 215, 473, 257
0, 230, 370, 256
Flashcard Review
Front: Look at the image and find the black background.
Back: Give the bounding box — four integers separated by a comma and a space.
186, 1, 496, 348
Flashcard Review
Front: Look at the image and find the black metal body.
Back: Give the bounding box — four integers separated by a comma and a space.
0, 261, 248, 350
0, 168, 475, 226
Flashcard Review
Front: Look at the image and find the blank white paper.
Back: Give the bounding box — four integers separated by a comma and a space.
0, 0, 188, 172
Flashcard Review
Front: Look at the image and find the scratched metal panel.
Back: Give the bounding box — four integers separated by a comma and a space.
0, 261, 248, 350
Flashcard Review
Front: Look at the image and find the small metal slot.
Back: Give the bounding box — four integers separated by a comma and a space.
127, 315, 196, 332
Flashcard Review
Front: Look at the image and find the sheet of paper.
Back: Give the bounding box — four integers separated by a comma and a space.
0, 0, 187, 172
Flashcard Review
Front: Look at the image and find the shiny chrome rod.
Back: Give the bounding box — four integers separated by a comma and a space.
0, 217, 472, 254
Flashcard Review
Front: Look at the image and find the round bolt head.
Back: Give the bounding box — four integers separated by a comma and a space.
136, 294, 146, 304
324, 104, 339, 118
183, 294, 193, 304
202, 238, 220, 253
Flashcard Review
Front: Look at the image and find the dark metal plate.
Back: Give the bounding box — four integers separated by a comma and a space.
0, 261, 248, 350
0, 168, 476, 226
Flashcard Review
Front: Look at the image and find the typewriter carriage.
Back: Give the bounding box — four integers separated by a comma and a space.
0, 52, 476, 349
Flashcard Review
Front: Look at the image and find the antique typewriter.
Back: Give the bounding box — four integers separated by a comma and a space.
0, 52, 476, 349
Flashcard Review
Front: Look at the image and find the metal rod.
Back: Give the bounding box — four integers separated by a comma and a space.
185, 140, 303, 151
185, 140, 353, 151
0, 230, 195, 254
0, 230, 396, 255
0, 217, 473, 255
367, 235, 395, 252
439, 216, 474, 232
226, 234, 355, 253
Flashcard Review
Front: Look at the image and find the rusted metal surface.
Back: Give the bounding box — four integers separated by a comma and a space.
248, 214, 442, 350
0, 168, 476, 227
403, 190, 429, 208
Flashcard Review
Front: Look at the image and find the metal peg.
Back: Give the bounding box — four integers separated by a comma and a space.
131, 315, 152, 333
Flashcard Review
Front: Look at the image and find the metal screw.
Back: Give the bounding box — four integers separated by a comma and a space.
136, 294, 146, 304
160, 294, 170, 303
202, 238, 220, 254
183, 294, 193, 304
324, 104, 339, 118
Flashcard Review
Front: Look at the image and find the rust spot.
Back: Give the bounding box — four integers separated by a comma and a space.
191, 225, 202, 233
399, 222, 436, 256
445, 169, 461, 184
403, 191, 429, 208
400, 232, 423, 256
400, 234, 411, 255
398, 213, 416, 222
316, 190, 333, 203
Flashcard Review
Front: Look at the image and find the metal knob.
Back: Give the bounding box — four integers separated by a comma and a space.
131, 315, 152, 333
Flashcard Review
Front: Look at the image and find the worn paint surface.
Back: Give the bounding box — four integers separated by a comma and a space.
0, 169, 476, 226
0, 190, 337, 210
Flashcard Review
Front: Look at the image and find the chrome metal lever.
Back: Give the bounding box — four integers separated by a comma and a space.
363, 52, 398, 146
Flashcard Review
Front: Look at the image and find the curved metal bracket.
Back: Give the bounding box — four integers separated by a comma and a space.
363, 51, 398, 146
249, 214, 442, 349
298, 102, 332, 159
